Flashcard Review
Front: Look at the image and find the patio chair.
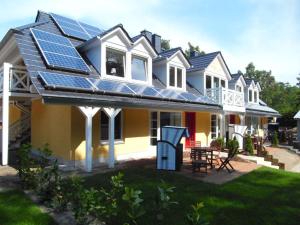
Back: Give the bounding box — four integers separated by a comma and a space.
217, 147, 238, 173
191, 148, 209, 174
209, 140, 221, 166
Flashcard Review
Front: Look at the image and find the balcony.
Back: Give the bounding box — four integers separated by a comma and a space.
206, 88, 245, 111
0, 65, 30, 93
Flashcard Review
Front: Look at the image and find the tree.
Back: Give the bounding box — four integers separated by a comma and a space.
185, 42, 205, 58
297, 73, 300, 88
244, 63, 299, 127
161, 39, 170, 51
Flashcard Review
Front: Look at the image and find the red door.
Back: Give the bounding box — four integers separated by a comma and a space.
185, 112, 196, 147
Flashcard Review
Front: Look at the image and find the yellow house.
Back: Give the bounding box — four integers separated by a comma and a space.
0, 11, 279, 171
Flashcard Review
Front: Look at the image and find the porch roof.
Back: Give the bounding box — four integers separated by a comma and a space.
246, 103, 280, 117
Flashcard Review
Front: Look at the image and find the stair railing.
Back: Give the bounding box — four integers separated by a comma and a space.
9, 115, 31, 142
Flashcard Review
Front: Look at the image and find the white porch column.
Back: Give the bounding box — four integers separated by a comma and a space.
2, 63, 12, 166
240, 114, 245, 126
103, 107, 121, 168
78, 106, 100, 172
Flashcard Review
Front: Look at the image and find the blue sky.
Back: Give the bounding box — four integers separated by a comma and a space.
0, 0, 299, 84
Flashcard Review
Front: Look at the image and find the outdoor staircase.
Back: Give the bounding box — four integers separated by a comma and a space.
8, 101, 31, 150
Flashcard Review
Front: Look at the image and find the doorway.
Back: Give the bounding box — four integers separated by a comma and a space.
185, 112, 196, 147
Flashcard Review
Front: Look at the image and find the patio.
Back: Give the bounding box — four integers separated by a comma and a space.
181, 156, 260, 184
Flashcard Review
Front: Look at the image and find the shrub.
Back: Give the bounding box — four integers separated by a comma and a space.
93, 172, 124, 223
215, 137, 225, 149
186, 202, 209, 225
155, 180, 178, 222
122, 187, 145, 225
245, 135, 254, 155
272, 132, 279, 147
227, 137, 239, 156
17, 143, 38, 189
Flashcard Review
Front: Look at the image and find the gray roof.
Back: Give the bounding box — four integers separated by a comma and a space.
131, 34, 142, 42
246, 102, 280, 117
229, 73, 243, 84
294, 111, 300, 119
244, 78, 254, 86
154, 47, 191, 66
7, 11, 219, 111
187, 51, 231, 74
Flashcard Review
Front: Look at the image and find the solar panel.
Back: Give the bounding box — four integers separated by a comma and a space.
79, 22, 103, 37
50, 13, 103, 40
90, 79, 135, 95
180, 92, 199, 102
159, 89, 187, 101
38, 72, 95, 91
126, 83, 162, 98
31, 29, 91, 73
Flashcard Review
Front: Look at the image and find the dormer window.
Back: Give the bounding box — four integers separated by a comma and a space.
213, 77, 220, 88
169, 66, 175, 86
254, 91, 257, 103
236, 85, 242, 92
206, 75, 212, 89
177, 68, 182, 88
168, 66, 183, 88
221, 80, 226, 88
249, 89, 253, 102
132, 55, 147, 81
106, 48, 125, 77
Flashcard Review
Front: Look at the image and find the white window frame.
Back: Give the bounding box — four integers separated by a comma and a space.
100, 110, 124, 145
236, 85, 242, 92
167, 63, 185, 90
254, 90, 258, 103
149, 110, 183, 146
104, 46, 127, 80
131, 54, 148, 82
248, 89, 253, 102
210, 114, 220, 140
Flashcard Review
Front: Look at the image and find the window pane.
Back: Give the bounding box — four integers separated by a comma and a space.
254, 91, 257, 102
214, 77, 220, 88
236, 85, 242, 92
221, 80, 225, 88
177, 68, 182, 88
100, 111, 122, 141
206, 76, 212, 89
106, 48, 125, 77
249, 90, 253, 101
160, 112, 181, 127
150, 112, 158, 146
132, 56, 147, 81
169, 67, 175, 86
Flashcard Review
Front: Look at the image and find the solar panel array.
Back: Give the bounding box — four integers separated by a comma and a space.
31, 29, 91, 73
38, 72, 214, 105
50, 13, 103, 40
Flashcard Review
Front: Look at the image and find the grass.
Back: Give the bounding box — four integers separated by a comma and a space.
84, 167, 300, 225
0, 190, 56, 225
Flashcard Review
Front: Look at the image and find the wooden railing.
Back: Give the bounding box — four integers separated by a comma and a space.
206, 88, 245, 107
0, 65, 30, 92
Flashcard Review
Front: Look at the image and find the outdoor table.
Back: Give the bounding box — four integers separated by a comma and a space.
191, 147, 214, 169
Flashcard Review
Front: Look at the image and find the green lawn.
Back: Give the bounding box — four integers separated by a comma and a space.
85, 167, 300, 225
0, 190, 56, 225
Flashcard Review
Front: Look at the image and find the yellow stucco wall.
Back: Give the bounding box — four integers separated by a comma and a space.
31, 99, 72, 160
195, 112, 211, 146
9, 105, 21, 125
71, 108, 150, 161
